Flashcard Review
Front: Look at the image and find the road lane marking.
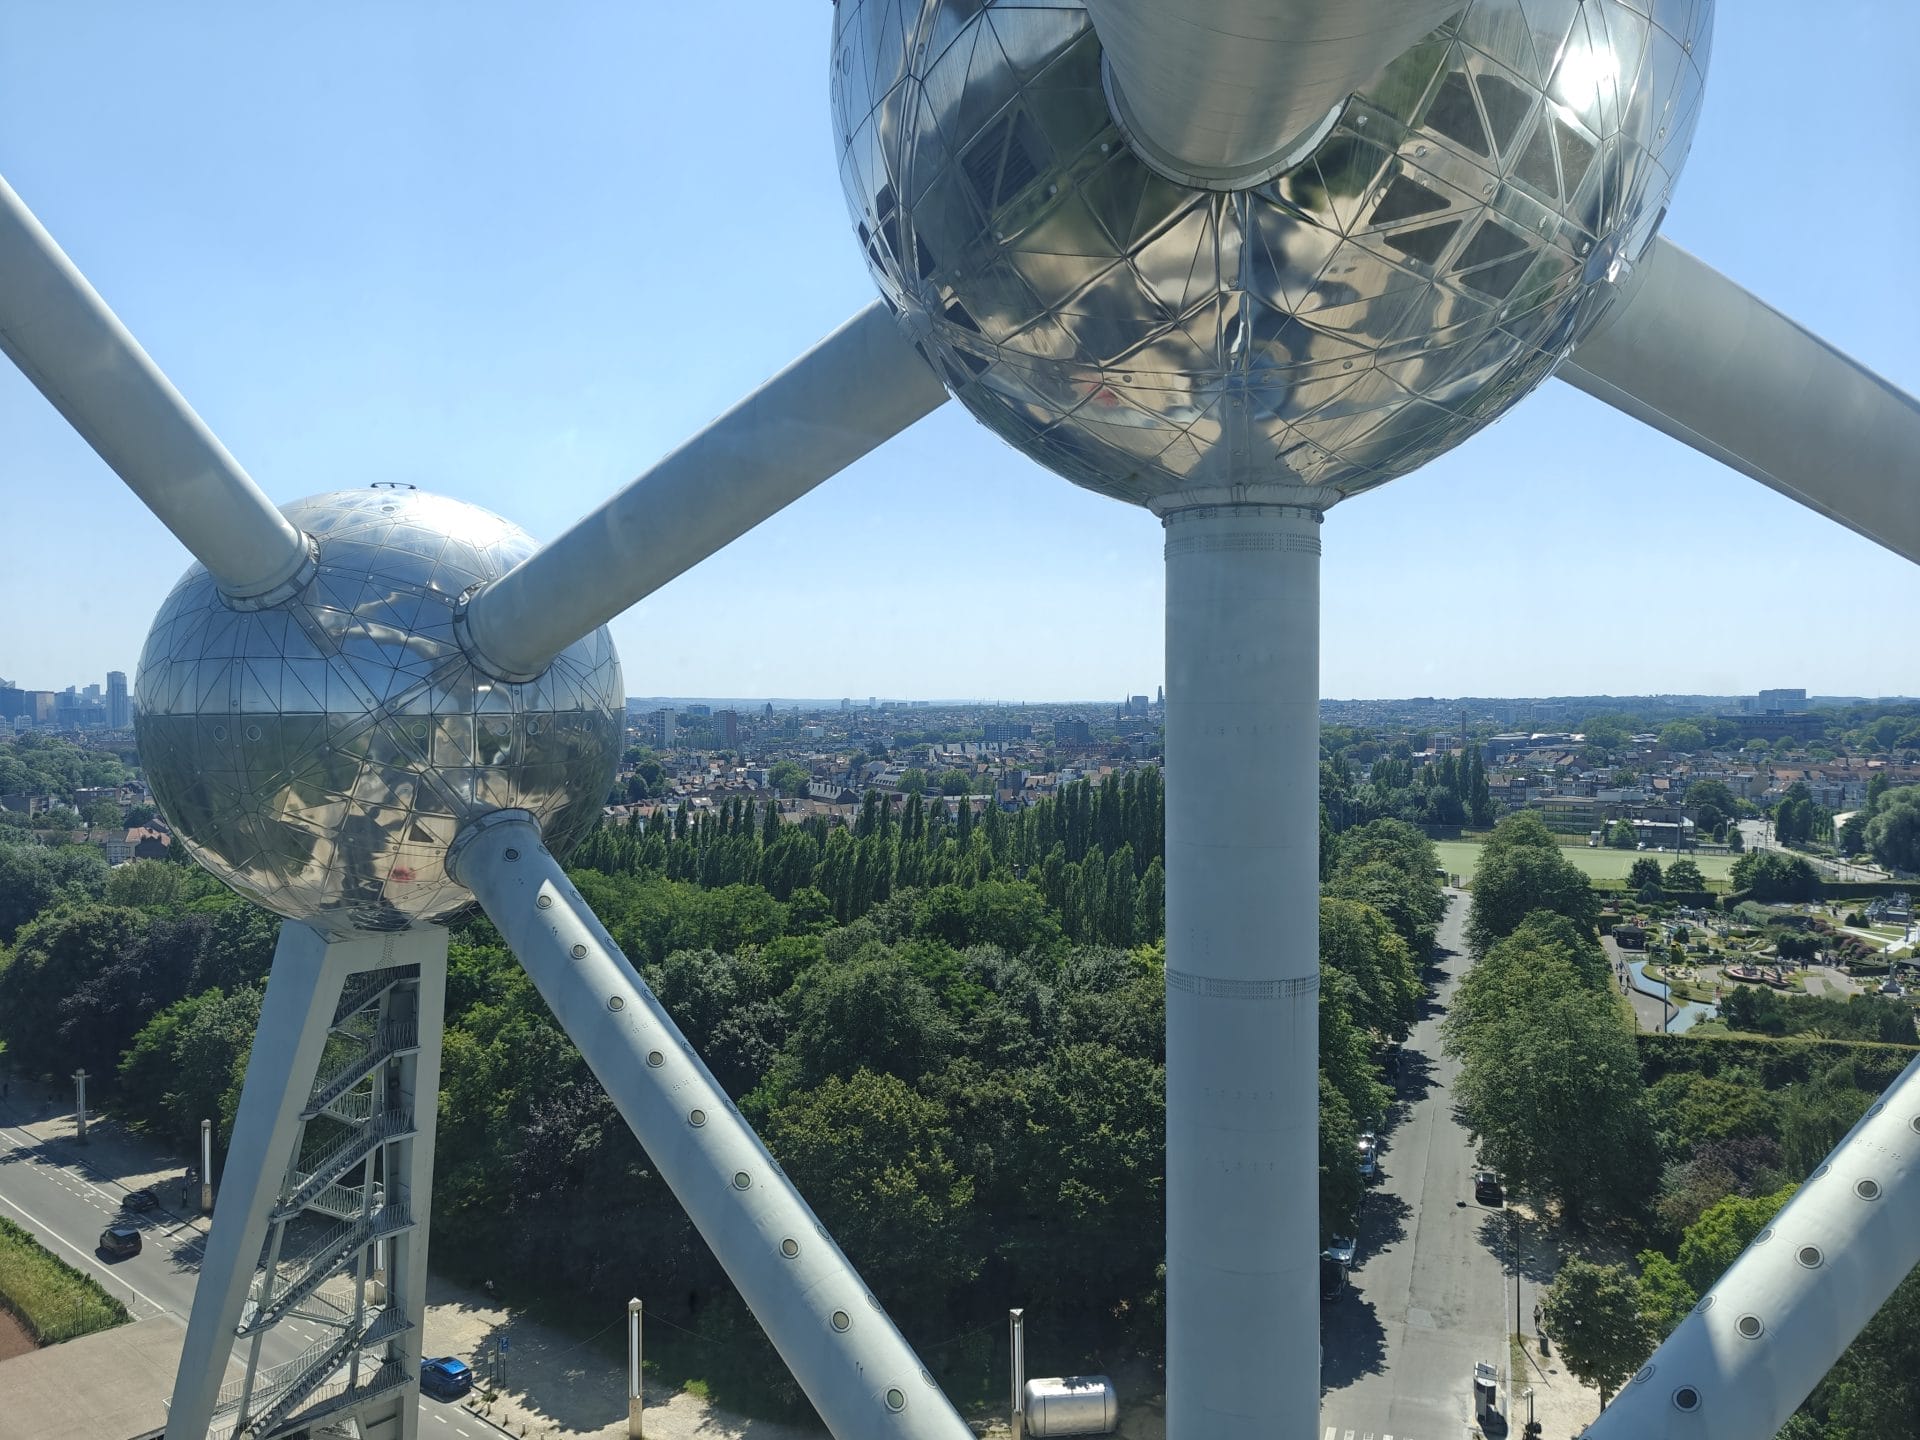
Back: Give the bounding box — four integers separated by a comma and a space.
0, 1187, 170, 1315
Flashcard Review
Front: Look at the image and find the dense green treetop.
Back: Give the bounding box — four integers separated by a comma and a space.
1543, 1257, 1651, 1407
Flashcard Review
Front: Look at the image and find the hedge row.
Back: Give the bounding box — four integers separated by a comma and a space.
1637, 1031, 1917, 1091
0, 1215, 128, 1344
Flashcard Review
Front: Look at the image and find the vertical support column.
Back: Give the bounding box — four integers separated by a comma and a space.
165, 922, 448, 1440
1160, 503, 1322, 1438
166, 922, 356, 1440
387, 955, 447, 1440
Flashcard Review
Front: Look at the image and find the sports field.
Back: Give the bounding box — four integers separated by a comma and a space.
1433, 839, 1739, 886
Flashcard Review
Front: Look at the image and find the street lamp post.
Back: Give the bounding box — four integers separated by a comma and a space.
73, 1069, 89, 1143
199, 1118, 214, 1212
627, 1298, 643, 1439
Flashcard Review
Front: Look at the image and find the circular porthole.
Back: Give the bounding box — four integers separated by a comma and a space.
1753, 1227, 1774, 1246
607, 995, 624, 1012
921, 1368, 937, 1387
646, 1051, 663, 1068
1857, 1178, 1882, 1200
1674, 1385, 1701, 1411
536, 894, 552, 909
831, 1310, 851, 1332
1692, 1295, 1715, 1314
733, 1171, 752, 1190
1811, 1163, 1830, 1180
689, 1110, 706, 1128
781, 1238, 800, 1258
1909, 1115, 1920, 1135
570, 943, 587, 959
1796, 1245, 1824, 1269
1633, 1364, 1656, 1385
504, 847, 519, 861
1736, 1314, 1764, 1339
885, 1388, 906, 1412
245, 724, 261, 742
212, 725, 228, 742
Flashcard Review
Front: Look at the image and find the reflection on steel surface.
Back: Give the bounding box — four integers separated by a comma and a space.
134, 487, 623, 934
832, 0, 1712, 507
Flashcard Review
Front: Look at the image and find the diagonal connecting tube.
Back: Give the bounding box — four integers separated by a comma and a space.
1558, 237, 1920, 565
0, 173, 313, 603
458, 300, 949, 681
448, 810, 972, 1440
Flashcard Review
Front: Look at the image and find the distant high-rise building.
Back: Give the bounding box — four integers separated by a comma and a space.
719, 709, 740, 747
1755, 687, 1807, 713
648, 709, 675, 749
1156, 685, 1164, 706
840, 698, 850, 711
107, 671, 130, 728
686, 703, 712, 717
1055, 716, 1092, 745
1128, 694, 1150, 716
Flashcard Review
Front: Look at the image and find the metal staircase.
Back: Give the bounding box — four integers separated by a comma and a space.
174, 951, 442, 1440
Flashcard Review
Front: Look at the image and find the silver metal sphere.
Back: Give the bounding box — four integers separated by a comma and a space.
833, 0, 1712, 507
134, 487, 623, 935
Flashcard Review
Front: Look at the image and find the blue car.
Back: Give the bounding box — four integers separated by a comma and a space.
420, 1356, 474, 1400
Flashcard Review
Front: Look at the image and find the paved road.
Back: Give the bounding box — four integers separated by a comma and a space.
0, 1111, 498, 1440
1320, 890, 1509, 1440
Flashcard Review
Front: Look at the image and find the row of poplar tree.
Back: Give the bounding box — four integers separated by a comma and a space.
574, 766, 1168, 947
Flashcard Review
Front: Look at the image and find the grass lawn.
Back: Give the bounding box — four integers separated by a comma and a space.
0, 1215, 128, 1344
1435, 840, 1740, 886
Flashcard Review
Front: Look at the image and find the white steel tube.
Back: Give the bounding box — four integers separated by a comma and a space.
1160, 503, 1322, 1435
1583, 1056, 1920, 1438
1560, 238, 1920, 565
0, 173, 311, 601
461, 301, 949, 681
451, 812, 971, 1440
1086, 0, 1459, 189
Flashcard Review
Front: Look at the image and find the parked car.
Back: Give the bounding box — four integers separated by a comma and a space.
420, 1356, 474, 1401
121, 1186, 160, 1212
1356, 1132, 1378, 1182
1474, 1171, 1504, 1206
1323, 1234, 1357, 1268
1319, 1255, 1346, 1300
98, 1223, 142, 1259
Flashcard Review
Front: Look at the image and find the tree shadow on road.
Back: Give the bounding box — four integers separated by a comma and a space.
1317, 1291, 1388, 1389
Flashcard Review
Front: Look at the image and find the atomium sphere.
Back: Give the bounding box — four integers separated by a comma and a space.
134, 487, 623, 935
833, 0, 1712, 507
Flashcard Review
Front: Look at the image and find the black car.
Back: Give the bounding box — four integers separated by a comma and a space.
1474, 1171, 1504, 1206
1319, 1255, 1346, 1300
121, 1186, 160, 1212
99, 1223, 142, 1259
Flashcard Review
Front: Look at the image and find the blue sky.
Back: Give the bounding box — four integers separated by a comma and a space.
2, 3, 1916, 702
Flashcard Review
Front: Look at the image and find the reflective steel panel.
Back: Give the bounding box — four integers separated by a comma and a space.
832, 0, 1713, 507
135, 487, 623, 935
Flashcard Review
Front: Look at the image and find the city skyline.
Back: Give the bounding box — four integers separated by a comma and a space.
3, 3, 1917, 700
